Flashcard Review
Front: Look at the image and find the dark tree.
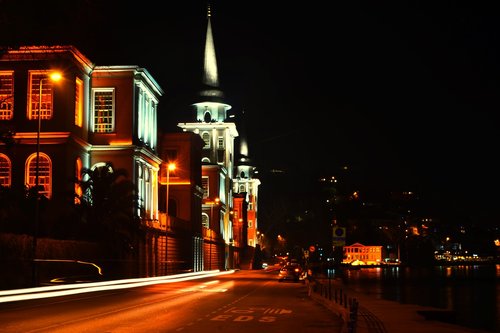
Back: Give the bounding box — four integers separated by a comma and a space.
0, 185, 31, 234
252, 244, 263, 270
75, 162, 144, 260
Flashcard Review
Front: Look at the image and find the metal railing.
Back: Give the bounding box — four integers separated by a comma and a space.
306, 275, 359, 333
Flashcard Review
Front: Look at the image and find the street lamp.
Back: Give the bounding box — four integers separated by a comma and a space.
165, 162, 175, 274
165, 163, 176, 224
32, 71, 62, 286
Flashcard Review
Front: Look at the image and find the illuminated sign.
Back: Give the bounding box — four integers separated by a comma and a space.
332, 226, 346, 246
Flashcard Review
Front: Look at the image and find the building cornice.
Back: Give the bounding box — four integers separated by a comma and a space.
178, 122, 239, 138
93, 66, 164, 96
0, 45, 94, 75
134, 146, 163, 165
13, 132, 71, 145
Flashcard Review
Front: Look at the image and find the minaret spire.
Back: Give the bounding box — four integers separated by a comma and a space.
193, 3, 231, 122
203, 3, 220, 92
238, 109, 249, 159
236, 109, 256, 177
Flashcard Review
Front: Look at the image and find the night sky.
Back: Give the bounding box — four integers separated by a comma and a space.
1, 1, 498, 224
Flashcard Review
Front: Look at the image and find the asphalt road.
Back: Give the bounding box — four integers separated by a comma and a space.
0, 268, 343, 333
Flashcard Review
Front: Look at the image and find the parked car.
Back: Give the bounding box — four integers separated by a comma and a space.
278, 263, 304, 282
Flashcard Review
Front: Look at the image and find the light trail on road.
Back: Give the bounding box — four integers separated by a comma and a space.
0, 270, 235, 303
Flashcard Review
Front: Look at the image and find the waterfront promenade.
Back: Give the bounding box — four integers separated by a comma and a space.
308, 277, 492, 333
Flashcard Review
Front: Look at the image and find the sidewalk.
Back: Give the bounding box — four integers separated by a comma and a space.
307, 278, 490, 333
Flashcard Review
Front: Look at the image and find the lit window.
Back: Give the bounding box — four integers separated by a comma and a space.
218, 136, 224, 149
137, 164, 144, 216
202, 132, 210, 149
75, 77, 83, 127
219, 174, 226, 203
145, 168, 151, 218
137, 87, 158, 149
137, 164, 152, 219
26, 153, 52, 198
0, 71, 14, 120
75, 157, 82, 204
92, 89, 114, 133
202, 176, 209, 198
28, 72, 54, 120
202, 213, 209, 228
0, 154, 11, 187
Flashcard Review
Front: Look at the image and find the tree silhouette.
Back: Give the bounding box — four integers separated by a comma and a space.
75, 162, 144, 260
0, 185, 31, 234
252, 244, 263, 270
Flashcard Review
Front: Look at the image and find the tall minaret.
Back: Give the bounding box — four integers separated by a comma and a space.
178, 4, 238, 269
194, 4, 231, 122
233, 110, 261, 248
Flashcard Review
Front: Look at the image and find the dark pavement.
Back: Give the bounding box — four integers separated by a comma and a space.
307, 278, 491, 333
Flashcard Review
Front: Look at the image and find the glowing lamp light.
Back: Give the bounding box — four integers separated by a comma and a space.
50, 72, 62, 82
165, 162, 176, 218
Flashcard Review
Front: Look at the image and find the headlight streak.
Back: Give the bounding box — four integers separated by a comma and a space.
0, 270, 235, 303
176, 279, 229, 293
0, 270, 222, 296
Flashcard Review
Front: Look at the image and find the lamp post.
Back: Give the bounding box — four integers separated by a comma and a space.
165, 163, 175, 274
32, 72, 61, 287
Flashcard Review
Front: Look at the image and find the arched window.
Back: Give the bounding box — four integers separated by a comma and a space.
75, 157, 83, 204
239, 184, 245, 193
0, 153, 11, 187
201, 157, 211, 163
202, 213, 209, 229
204, 111, 212, 123
26, 153, 52, 198
91, 162, 112, 172
202, 132, 210, 149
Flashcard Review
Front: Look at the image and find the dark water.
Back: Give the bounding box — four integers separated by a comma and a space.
327, 264, 499, 332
